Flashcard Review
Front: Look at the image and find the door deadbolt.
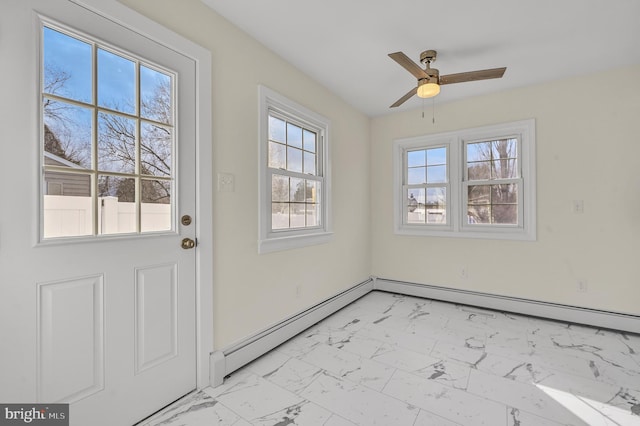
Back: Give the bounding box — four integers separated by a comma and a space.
181, 215, 192, 226
181, 238, 196, 249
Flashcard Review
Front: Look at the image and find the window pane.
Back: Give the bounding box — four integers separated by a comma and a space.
287, 146, 303, 173
492, 139, 517, 160
305, 180, 318, 203
268, 142, 286, 169
407, 150, 426, 167
141, 179, 171, 232
290, 177, 305, 202
43, 27, 92, 103
287, 123, 303, 149
140, 65, 172, 124
98, 175, 136, 234
97, 49, 135, 114
491, 184, 518, 204
271, 203, 289, 229
426, 147, 446, 165
304, 151, 316, 175
290, 203, 305, 228
468, 161, 491, 180
491, 159, 518, 179
98, 112, 136, 173
492, 205, 517, 224
141, 122, 172, 177
426, 165, 446, 183
467, 205, 490, 224
269, 116, 285, 142
468, 185, 490, 205
306, 203, 319, 227
408, 167, 426, 184
426, 187, 446, 224
271, 175, 289, 202
407, 188, 425, 224
303, 129, 316, 153
44, 101, 92, 169
43, 172, 93, 238
467, 142, 491, 162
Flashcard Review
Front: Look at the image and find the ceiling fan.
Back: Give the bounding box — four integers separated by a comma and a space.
388, 49, 506, 108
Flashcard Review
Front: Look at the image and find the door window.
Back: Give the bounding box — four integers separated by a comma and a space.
42, 24, 175, 239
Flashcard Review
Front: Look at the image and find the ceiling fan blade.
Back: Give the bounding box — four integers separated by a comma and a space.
389, 52, 428, 80
439, 67, 506, 85
390, 86, 418, 108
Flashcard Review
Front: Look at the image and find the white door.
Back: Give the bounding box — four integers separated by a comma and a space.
0, 1, 198, 425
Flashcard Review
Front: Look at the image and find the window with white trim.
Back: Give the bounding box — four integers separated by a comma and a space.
394, 119, 536, 240
258, 86, 332, 253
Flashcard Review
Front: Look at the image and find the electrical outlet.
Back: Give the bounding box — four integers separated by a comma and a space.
572, 200, 584, 214
460, 266, 468, 280
295, 285, 302, 298
577, 280, 588, 293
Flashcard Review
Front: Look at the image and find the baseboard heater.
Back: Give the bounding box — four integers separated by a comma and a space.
375, 278, 640, 335
209, 278, 374, 386
210, 276, 639, 387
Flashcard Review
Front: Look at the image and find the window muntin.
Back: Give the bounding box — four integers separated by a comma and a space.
268, 112, 322, 232
41, 23, 175, 239
404, 146, 448, 225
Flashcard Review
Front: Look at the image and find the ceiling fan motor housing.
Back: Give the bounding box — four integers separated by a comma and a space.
420, 49, 437, 65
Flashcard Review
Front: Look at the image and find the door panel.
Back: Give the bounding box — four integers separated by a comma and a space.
0, 1, 197, 425
37, 275, 104, 403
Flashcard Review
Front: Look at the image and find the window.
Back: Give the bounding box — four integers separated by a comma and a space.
394, 119, 536, 240
259, 86, 332, 253
41, 23, 175, 239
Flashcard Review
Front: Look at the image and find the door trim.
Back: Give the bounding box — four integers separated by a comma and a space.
70, 0, 213, 389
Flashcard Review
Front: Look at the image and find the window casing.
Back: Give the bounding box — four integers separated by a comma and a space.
394, 119, 536, 240
259, 86, 332, 253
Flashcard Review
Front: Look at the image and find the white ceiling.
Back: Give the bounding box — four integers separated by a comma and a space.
201, 0, 640, 117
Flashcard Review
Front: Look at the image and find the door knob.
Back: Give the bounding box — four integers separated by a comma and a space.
181, 238, 196, 249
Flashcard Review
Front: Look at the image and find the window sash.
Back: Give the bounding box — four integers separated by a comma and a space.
267, 168, 324, 234
462, 178, 523, 229
402, 145, 450, 227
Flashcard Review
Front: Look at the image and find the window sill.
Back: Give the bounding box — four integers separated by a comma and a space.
395, 225, 535, 241
258, 231, 334, 254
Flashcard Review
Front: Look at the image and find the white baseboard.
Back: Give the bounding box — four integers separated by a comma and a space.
209, 276, 640, 387
209, 278, 374, 387
374, 278, 640, 335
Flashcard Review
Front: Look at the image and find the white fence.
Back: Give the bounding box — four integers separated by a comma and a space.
43, 195, 171, 238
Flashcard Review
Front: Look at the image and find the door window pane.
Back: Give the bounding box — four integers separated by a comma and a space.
97, 48, 135, 114
43, 27, 92, 103
43, 101, 92, 169
98, 112, 136, 173
140, 65, 172, 124
141, 179, 171, 232
98, 175, 136, 235
141, 122, 172, 177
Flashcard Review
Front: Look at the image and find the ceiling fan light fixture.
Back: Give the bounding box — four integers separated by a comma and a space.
417, 79, 440, 98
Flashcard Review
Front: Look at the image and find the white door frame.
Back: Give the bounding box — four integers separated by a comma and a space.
68, 0, 214, 390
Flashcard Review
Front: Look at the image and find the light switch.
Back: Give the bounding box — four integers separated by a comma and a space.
218, 173, 235, 192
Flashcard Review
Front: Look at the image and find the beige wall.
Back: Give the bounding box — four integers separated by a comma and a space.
119, 0, 371, 348
371, 64, 640, 316
120, 0, 639, 349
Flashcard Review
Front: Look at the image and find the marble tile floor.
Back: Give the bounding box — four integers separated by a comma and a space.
141, 291, 640, 426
